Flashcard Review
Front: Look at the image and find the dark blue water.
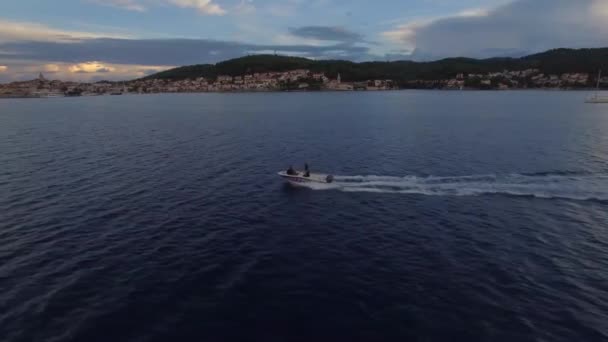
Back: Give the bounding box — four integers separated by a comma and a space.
1, 91, 608, 342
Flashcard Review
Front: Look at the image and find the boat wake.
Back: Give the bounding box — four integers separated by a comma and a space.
297, 172, 608, 201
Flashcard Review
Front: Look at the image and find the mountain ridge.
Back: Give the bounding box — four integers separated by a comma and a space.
144, 47, 608, 85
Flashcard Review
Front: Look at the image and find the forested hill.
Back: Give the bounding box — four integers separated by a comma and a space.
144, 48, 608, 83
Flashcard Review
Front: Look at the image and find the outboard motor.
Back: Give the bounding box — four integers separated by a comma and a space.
326, 175, 334, 183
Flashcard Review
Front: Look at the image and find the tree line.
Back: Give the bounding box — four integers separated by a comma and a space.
144, 48, 608, 87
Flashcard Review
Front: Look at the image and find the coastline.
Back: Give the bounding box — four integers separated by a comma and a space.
3, 49, 608, 99
2, 66, 604, 99
0, 87, 603, 97
0, 87, 603, 99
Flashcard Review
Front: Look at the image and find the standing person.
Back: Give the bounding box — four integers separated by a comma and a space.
304, 163, 310, 177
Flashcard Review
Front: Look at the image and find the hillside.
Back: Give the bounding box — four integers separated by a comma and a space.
522, 48, 608, 74
144, 48, 608, 85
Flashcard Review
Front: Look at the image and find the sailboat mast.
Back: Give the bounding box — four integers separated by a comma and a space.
597, 70, 602, 90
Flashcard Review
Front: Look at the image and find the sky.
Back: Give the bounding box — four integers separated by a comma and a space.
1, 0, 608, 82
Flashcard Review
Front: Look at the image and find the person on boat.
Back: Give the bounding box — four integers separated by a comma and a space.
304, 163, 310, 177
287, 165, 297, 175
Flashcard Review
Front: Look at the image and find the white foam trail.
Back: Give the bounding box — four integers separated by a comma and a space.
296, 173, 608, 201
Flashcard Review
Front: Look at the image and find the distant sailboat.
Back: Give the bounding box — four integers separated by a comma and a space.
586, 70, 608, 103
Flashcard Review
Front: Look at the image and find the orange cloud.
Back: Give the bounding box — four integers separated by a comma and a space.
69, 61, 116, 73
0, 61, 173, 82
69, 62, 171, 79
43, 64, 61, 73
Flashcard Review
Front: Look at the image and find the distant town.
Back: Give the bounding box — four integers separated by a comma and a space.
0, 68, 602, 98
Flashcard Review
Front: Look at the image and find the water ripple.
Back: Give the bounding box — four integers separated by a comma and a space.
1, 93, 608, 341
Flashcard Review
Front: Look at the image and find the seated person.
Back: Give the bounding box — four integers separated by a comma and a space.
287, 166, 297, 175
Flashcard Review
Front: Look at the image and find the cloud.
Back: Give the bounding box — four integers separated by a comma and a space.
381, 8, 491, 54
91, 0, 146, 12
0, 32, 377, 81
168, 0, 226, 15
263, 0, 330, 17
289, 26, 364, 43
90, 0, 231, 15
0, 37, 373, 66
266, 4, 296, 17
0, 61, 173, 82
69, 61, 116, 73
382, 0, 608, 59
592, 1, 608, 18
43, 64, 61, 73
0, 65, 7, 72
234, 0, 255, 15
0, 19, 128, 43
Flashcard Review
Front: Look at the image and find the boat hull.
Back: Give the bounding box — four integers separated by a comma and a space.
278, 171, 334, 185
586, 98, 608, 103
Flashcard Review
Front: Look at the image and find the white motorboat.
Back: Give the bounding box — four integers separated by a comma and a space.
586, 70, 608, 103
278, 171, 334, 185
586, 94, 608, 103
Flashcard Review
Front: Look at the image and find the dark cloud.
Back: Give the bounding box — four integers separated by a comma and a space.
288, 26, 364, 43
0, 37, 373, 66
404, 0, 608, 60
